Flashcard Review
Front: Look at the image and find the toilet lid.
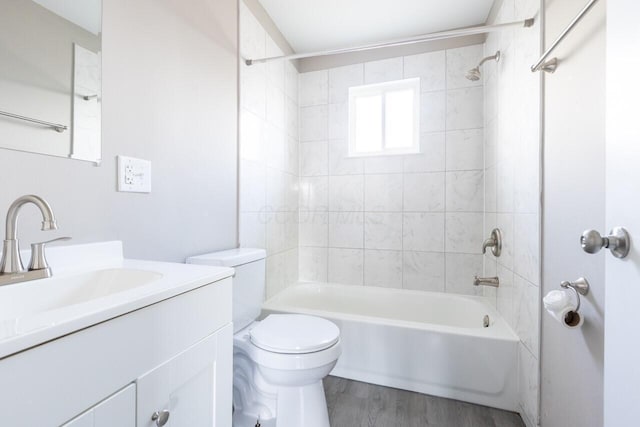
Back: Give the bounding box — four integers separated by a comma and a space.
250, 314, 340, 354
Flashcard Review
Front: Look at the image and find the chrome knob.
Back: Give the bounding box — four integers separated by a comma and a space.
580, 227, 630, 258
151, 410, 170, 426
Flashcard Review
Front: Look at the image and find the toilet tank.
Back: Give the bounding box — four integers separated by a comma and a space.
186, 248, 266, 333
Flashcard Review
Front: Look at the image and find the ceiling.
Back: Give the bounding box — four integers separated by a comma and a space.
257, 0, 496, 53
32, 0, 102, 35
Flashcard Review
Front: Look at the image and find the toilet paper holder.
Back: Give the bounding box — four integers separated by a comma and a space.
560, 277, 590, 314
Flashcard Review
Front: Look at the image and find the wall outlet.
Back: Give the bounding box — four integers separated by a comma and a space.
117, 155, 151, 193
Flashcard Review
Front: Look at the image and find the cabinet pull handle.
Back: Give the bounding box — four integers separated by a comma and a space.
151, 410, 170, 426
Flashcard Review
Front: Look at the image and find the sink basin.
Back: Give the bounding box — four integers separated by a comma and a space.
0, 268, 162, 335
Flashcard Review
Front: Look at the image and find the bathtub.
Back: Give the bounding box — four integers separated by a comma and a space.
262, 282, 519, 411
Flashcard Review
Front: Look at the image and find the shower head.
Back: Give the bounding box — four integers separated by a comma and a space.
465, 51, 500, 81
465, 68, 481, 81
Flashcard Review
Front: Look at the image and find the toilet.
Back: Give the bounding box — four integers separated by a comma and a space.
187, 248, 341, 427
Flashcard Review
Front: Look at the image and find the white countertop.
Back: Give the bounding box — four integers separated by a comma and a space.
0, 241, 234, 359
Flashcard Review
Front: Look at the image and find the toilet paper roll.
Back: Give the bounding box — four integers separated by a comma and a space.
546, 303, 584, 329
544, 290, 584, 329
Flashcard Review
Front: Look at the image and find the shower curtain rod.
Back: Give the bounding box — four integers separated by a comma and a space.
245, 17, 535, 65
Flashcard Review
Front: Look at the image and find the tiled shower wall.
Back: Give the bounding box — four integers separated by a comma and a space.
483, 0, 541, 425
298, 45, 487, 295
238, 3, 299, 298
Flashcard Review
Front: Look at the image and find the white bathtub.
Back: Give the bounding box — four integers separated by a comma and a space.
262, 282, 519, 411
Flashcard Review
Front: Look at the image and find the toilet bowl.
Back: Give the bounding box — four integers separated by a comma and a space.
186, 248, 341, 427
233, 314, 341, 427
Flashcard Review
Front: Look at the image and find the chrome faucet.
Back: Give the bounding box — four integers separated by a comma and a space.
473, 276, 500, 287
0, 195, 70, 286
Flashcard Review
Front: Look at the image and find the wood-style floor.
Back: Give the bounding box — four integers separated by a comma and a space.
324, 376, 525, 427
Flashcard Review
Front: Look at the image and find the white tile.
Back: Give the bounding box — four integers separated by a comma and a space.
265, 123, 285, 171
364, 174, 403, 211
518, 344, 540, 427
299, 176, 329, 212
266, 37, 285, 90
445, 253, 483, 295
403, 251, 445, 292
514, 213, 539, 286
485, 166, 497, 213
329, 139, 364, 175
496, 213, 514, 270
446, 44, 485, 89
514, 274, 540, 354
285, 61, 298, 102
265, 212, 287, 254
300, 105, 328, 142
496, 159, 514, 212
240, 159, 266, 212
299, 141, 328, 177
446, 129, 484, 171
328, 103, 348, 140
241, 63, 266, 119
329, 211, 364, 248
299, 247, 327, 282
329, 175, 364, 211
364, 249, 402, 287
299, 70, 328, 106
284, 248, 299, 287
364, 212, 403, 250
403, 173, 445, 212
266, 168, 286, 210
364, 58, 403, 84
285, 136, 299, 175
496, 264, 515, 328
285, 97, 298, 139
364, 155, 404, 174
266, 84, 285, 128
420, 91, 446, 133
445, 213, 483, 254
403, 51, 446, 92
266, 252, 285, 298
239, 109, 264, 162
329, 64, 364, 104
446, 87, 483, 130
328, 248, 364, 285
403, 132, 446, 173
240, 212, 266, 249
446, 170, 484, 212
514, 133, 540, 214
403, 213, 445, 252
299, 212, 328, 247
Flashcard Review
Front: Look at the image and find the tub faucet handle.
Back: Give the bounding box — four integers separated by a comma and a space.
482, 228, 503, 257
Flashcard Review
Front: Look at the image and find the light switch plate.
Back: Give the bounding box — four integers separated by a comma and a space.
117, 155, 151, 193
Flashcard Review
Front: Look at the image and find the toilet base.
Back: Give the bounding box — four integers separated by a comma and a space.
233, 380, 330, 427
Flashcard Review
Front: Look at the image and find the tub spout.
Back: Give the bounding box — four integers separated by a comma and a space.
474, 276, 500, 287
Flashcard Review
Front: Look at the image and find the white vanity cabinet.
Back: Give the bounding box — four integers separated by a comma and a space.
0, 276, 233, 427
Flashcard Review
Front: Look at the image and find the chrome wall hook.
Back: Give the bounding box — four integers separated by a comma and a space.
560, 277, 590, 313
581, 227, 630, 258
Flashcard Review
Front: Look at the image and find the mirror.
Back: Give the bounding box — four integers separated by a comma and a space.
0, 0, 102, 164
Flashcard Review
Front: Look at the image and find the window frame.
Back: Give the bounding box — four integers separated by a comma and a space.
347, 77, 421, 157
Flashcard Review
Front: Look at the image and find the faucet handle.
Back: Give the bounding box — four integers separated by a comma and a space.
28, 237, 72, 271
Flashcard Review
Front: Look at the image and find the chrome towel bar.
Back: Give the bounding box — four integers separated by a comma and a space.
0, 110, 68, 133
531, 0, 601, 73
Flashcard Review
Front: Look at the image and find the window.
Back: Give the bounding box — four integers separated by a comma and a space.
348, 78, 420, 157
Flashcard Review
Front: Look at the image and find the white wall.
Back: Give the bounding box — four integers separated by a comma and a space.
541, 0, 606, 425
238, 2, 299, 298
297, 46, 486, 294
0, 0, 238, 262
484, 1, 541, 425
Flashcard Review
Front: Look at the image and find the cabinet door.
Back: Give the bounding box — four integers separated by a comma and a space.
137, 324, 232, 427
62, 384, 136, 427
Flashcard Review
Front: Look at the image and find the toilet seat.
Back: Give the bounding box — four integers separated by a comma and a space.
250, 314, 340, 354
